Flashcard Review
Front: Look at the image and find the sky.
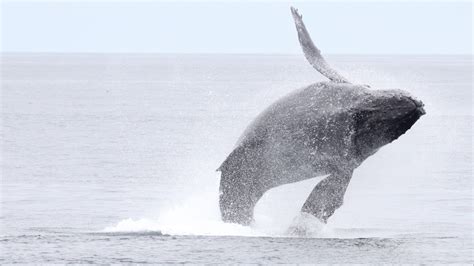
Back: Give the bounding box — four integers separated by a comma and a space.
1, 1, 472, 54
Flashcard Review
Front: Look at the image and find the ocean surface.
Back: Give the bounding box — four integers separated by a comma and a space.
1, 54, 472, 263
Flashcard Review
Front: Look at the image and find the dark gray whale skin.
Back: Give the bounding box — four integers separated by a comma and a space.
218, 82, 425, 225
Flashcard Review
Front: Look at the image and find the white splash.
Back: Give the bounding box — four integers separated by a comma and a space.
103, 188, 260, 236
286, 212, 332, 237
103, 178, 339, 237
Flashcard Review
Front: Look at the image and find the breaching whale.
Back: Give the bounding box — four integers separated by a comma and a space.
218, 7, 425, 225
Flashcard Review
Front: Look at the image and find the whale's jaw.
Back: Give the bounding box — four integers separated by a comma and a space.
353, 93, 425, 159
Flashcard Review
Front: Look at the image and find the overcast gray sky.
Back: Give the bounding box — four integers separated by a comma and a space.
1, 1, 472, 54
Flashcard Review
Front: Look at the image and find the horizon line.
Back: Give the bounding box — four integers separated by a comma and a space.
2, 52, 473, 57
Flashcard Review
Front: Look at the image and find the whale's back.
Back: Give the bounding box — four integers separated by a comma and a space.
233, 82, 370, 151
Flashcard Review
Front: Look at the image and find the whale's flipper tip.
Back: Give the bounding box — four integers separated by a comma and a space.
290, 6, 302, 20
290, 7, 303, 22
290, 6, 350, 84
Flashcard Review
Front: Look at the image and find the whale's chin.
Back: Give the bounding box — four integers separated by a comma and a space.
354, 103, 425, 159
388, 106, 425, 142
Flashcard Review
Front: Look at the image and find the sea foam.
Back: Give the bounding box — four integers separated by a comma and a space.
103, 178, 336, 237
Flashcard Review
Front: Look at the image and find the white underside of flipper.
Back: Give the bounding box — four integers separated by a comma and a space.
291, 7, 350, 84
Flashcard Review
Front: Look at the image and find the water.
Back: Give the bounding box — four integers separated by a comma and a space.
1, 54, 472, 263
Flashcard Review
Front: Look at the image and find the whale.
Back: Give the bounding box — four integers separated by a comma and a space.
218, 7, 425, 225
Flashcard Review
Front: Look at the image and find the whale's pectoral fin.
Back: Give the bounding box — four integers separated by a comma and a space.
301, 169, 353, 223
290, 7, 350, 84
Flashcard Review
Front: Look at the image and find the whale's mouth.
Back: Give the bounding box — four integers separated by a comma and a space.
389, 103, 424, 142
353, 96, 425, 159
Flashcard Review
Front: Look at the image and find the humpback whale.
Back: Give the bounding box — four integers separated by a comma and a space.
218, 7, 425, 225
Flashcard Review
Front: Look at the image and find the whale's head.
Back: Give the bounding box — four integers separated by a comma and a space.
352, 88, 425, 158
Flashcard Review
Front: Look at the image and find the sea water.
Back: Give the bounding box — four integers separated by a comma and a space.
1, 54, 472, 263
